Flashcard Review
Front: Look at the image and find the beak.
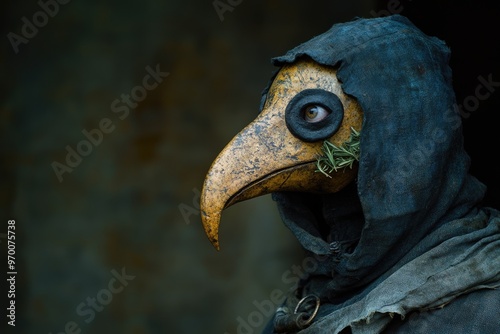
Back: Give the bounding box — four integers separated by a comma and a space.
201, 59, 363, 250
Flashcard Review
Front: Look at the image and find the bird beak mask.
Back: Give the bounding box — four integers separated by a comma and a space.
200, 58, 363, 250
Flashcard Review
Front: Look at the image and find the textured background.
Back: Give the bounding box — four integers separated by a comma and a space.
1, 0, 498, 333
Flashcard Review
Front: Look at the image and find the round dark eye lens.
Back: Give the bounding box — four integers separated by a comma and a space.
285, 89, 344, 142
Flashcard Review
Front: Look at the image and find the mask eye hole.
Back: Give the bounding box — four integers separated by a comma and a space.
303, 104, 331, 123
285, 89, 344, 142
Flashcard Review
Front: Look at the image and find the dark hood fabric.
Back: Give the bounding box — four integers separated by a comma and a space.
264, 15, 500, 333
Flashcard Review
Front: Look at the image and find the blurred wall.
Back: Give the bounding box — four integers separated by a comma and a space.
2, 1, 498, 334
2, 1, 376, 333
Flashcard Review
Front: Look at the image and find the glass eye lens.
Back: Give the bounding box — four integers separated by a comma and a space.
304, 105, 330, 123
285, 89, 344, 142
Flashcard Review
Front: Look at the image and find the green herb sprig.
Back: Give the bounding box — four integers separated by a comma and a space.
316, 127, 360, 178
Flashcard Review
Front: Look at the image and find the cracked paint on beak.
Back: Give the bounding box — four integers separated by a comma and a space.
200, 59, 363, 250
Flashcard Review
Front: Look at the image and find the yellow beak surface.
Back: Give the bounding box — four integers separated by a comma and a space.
200, 59, 363, 249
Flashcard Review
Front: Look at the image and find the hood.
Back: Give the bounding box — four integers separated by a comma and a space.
269, 14, 487, 294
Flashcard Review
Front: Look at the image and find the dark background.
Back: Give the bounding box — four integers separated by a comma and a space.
1, 0, 498, 333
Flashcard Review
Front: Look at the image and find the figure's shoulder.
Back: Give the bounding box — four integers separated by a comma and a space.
384, 288, 500, 333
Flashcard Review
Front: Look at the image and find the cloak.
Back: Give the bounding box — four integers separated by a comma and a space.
262, 14, 500, 333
